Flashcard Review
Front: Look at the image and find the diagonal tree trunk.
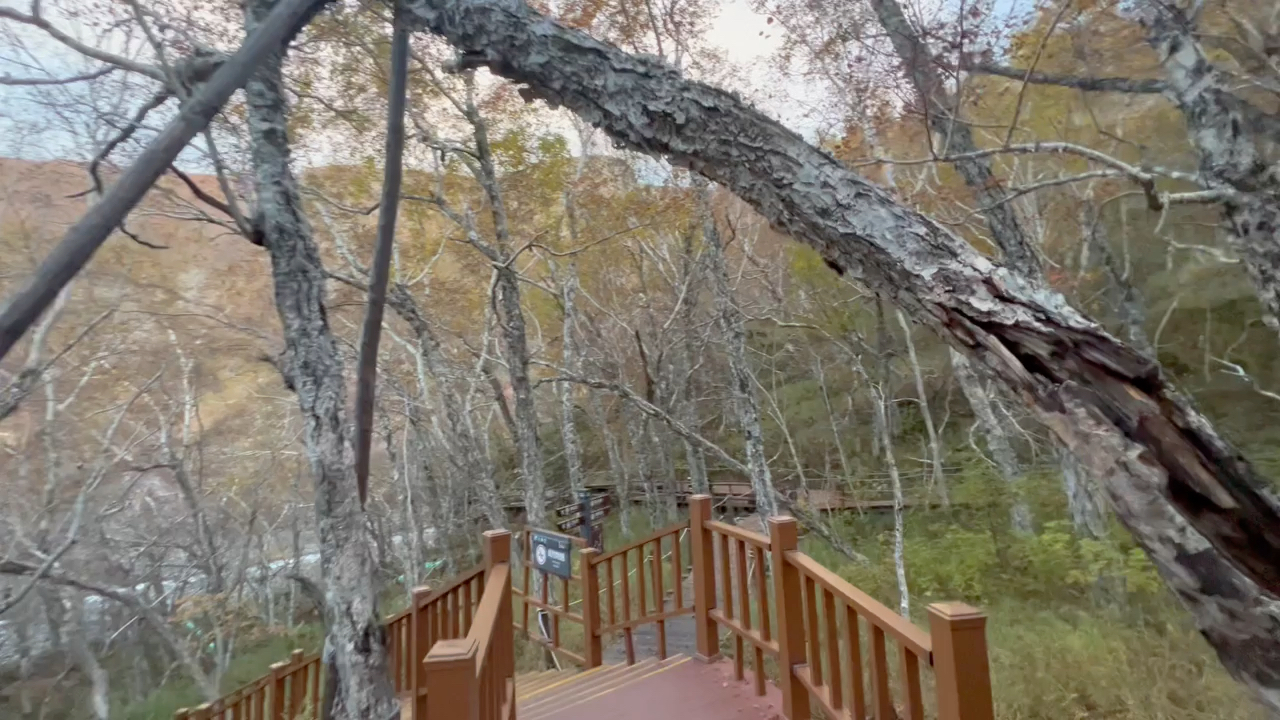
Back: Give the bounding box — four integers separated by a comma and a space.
242, 1, 394, 718
404, 1, 1280, 705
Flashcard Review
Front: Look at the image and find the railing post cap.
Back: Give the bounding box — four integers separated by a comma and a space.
269, 661, 288, 675
411, 584, 433, 602
289, 649, 304, 661
928, 602, 987, 627
579, 546, 600, 558
483, 528, 512, 539
690, 493, 711, 502
426, 637, 478, 662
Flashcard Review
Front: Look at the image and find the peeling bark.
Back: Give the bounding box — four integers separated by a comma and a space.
242, 2, 394, 718
404, 1, 1280, 705
1140, 4, 1280, 338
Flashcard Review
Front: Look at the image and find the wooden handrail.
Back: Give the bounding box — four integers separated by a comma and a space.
703, 519, 770, 549
784, 549, 932, 656
425, 530, 515, 720
591, 520, 689, 564
183, 502, 992, 720
471, 564, 510, 669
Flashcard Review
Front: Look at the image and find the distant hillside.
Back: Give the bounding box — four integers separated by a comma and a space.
0, 156, 284, 437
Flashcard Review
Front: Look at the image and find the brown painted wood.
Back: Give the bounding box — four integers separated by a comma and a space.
845, 604, 867, 720
929, 603, 994, 720
901, 645, 924, 720
822, 588, 842, 711
689, 495, 719, 660
870, 625, 894, 720
803, 575, 822, 688
769, 517, 810, 720
425, 638, 479, 720
786, 551, 932, 656
580, 546, 603, 667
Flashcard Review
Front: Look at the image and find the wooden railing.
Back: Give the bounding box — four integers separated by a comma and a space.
512, 527, 589, 665
687, 495, 994, 720
390, 564, 486, 719
589, 521, 692, 664
175, 649, 322, 720
425, 530, 517, 720
177, 499, 992, 720
691, 496, 777, 692
176, 531, 514, 720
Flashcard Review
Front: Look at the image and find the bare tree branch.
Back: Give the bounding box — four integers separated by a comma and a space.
0, 0, 333, 362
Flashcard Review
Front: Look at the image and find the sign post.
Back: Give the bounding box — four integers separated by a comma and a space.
554, 491, 611, 550
578, 491, 603, 552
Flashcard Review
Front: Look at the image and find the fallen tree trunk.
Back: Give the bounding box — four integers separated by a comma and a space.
405, 0, 1280, 707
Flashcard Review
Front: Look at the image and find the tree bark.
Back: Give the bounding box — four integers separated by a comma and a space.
702, 185, 778, 518
242, 2, 394, 718
1139, 5, 1280, 338
896, 309, 947, 505
404, 1, 1280, 706
951, 349, 1033, 533
869, 384, 909, 618
353, 10, 410, 507
558, 266, 587, 495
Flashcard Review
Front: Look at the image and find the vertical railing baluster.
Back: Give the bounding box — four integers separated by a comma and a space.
870, 625, 894, 720
823, 588, 842, 711
901, 645, 924, 720
845, 604, 867, 720
652, 538, 667, 659
804, 574, 822, 689
620, 549, 634, 665
672, 529, 684, 610
605, 556, 617, 627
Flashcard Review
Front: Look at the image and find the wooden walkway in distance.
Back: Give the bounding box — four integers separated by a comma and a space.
504, 477, 937, 517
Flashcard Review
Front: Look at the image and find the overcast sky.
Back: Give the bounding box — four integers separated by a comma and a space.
0, 0, 838, 165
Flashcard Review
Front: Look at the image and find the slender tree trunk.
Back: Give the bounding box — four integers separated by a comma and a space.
591, 393, 632, 534
559, 267, 586, 495
242, 3, 393, 718
870, 384, 909, 618
951, 350, 1033, 533
702, 185, 777, 518
896, 309, 947, 505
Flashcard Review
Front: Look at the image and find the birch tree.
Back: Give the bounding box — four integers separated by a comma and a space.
398, 0, 1280, 705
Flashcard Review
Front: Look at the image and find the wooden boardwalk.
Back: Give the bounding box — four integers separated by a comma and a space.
504, 478, 934, 518
516, 656, 784, 720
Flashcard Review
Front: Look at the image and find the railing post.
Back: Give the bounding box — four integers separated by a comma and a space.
579, 546, 603, 667
410, 585, 433, 720
768, 516, 810, 720
929, 603, 994, 720
485, 529, 512, 574
484, 529, 516, 689
689, 494, 719, 661
425, 638, 480, 720
269, 661, 288, 720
